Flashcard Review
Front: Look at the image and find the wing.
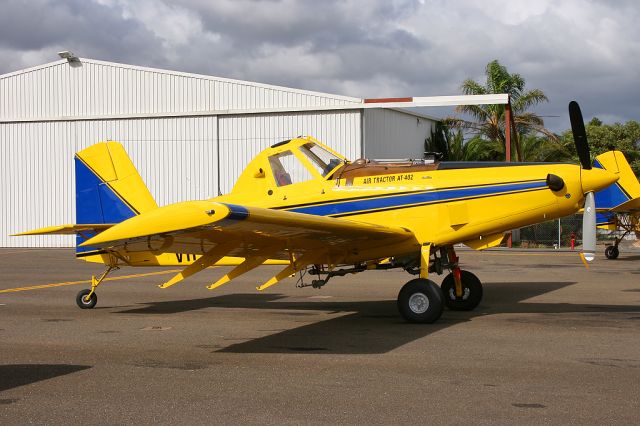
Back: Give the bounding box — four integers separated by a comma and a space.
81, 201, 418, 290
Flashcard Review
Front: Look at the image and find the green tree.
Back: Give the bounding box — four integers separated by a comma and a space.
424, 123, 467, 160
463, 136, 504, 161
425, 123, 570, 163
559, 119, 640, 175
447, 59, 554, 161
520, 135, 572, 162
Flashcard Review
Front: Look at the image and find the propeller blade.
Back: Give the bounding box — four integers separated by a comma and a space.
569, 101, 591, 170
582, 191, 596, 262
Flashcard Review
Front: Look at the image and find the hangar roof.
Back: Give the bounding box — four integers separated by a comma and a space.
0, 57, 439, 123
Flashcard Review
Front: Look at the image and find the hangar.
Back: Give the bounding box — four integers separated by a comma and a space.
1, 56, 438, 248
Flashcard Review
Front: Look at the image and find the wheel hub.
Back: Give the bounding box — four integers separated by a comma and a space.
408, 292, 429, 314
447, 286, 470, 301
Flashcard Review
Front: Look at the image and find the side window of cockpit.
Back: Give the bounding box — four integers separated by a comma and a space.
268, 150, 313, 187
300, 143, 343, 177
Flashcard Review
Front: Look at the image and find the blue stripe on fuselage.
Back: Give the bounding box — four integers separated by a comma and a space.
288, 181, 547, 216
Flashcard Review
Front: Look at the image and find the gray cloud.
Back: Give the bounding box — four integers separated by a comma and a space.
1, 0, 639, 132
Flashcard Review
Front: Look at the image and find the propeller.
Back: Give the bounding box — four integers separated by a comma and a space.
569, 100, 591, 170
569, 100, 595, 262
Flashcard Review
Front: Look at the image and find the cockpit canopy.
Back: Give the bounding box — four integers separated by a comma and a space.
230, 136, 347, 194
268, 141, 344, 187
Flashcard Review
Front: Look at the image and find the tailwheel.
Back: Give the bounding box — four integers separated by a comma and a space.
441, 270, 483, 311
76, 289, 97, 309
397, 278, 444, 323
604, 245, 619, 260
74, 264, 117, 309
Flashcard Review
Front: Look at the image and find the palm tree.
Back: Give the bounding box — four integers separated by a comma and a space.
424, 123, 467, 160
447, 60, 555, 161
520, 135, 572, 162
425, 123, 505, 161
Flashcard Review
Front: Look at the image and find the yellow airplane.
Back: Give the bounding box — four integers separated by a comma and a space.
14, 101, 629, 323
590, 151, 640, 259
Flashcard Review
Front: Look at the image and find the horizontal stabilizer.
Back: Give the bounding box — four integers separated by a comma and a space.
13, 224, 114, 236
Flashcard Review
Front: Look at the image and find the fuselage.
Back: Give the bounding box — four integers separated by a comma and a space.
218, 162, 584, 249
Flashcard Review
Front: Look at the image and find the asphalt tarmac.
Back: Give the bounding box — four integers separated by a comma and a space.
1, 247, 639, 425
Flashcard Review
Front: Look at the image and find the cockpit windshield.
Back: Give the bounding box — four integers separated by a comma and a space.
299, 143, 343, 177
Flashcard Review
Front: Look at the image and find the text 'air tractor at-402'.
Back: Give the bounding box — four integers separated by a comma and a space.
15, 102, 633, 323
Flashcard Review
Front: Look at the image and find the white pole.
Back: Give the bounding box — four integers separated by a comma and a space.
558, 219, 561, 249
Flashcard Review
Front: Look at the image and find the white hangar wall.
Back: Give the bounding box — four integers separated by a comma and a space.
363, 108, 435, 159
1, 116, 219, 247
1, 59, 436, 248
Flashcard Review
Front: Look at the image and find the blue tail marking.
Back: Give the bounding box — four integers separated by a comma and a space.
75, 157, 136, 253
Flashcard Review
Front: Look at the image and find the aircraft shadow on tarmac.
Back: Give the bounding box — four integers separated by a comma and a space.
609, 255, 640, 262
114, 281, 640, 355
0, 364, 91, 393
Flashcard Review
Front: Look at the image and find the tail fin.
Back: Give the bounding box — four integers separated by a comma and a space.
593, 150, 640, 212
75, 141, 157, 254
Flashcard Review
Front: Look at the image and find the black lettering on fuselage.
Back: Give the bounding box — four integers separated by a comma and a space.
175, 253, 200, 263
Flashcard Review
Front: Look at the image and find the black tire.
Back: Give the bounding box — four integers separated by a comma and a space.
604, 245, 619, 260
76, 289, 97, 309
441, 270, 483, 311
397, 278, 444, 323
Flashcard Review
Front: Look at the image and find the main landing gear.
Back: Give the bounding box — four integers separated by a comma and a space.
441, 270, 483, 311
397, 278, 444, 323
396, 245, 483, 323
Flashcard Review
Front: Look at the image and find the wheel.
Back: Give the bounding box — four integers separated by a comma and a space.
397, 278, 444, 323
441, 270, 483, 311
76, 289, 97, 309
604, 245, 619, 260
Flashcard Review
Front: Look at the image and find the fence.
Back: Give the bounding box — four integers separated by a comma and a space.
513, 214, 617, 249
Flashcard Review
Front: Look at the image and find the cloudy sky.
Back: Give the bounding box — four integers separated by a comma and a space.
1, 0, 638, 132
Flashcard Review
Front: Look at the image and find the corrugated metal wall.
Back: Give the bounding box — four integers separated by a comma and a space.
218, 111, 361, 193
2, 117, 218, 247
0, 59, 358, 120
363, 109, 435, 159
